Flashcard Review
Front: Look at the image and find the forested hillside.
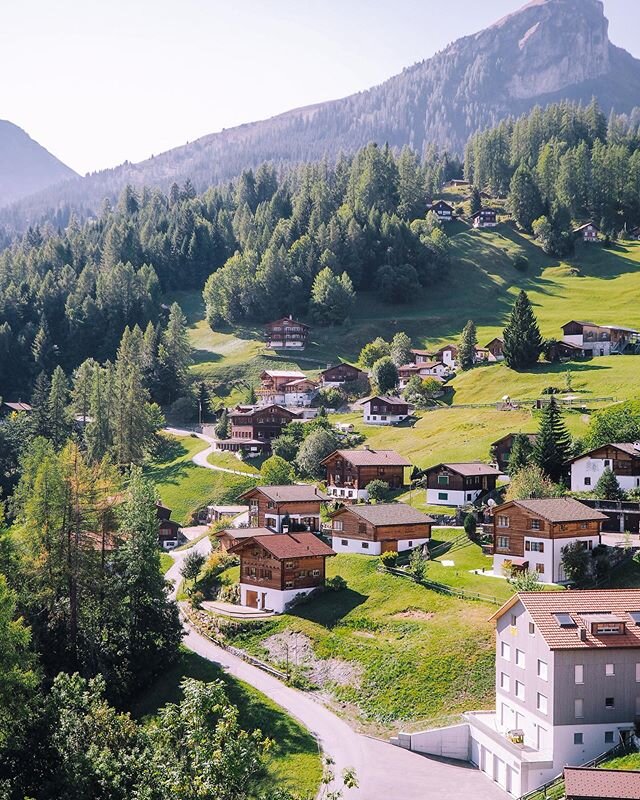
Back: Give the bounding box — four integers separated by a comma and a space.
3, 0, 640, 229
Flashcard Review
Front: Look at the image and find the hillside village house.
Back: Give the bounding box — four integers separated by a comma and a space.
229, 531, 335, 613
465, 590, 640, 796
427, 199, 456, 222
216, 526, 275, 552
156, 503, 181, 549
424, 462, 500, 507
491, 433, 538, 472
573, 221, 600, 242
483, 338, 505, 361
264, 316, 310, 349
205, 504, 249, 526
360, 395, 409, 425
319, 363, 366, 387
322, 447, 411, 502
472, 208, 498, 228
436, 344, 458, 369
330, 502, 433, 555
561, 321, 640, 357
257, 370, 318, 407
0, 401, 32, 416
568, 443, 640, 494
239, 484, 325, 532
216, 404, 302, 454
410, 348, 436, 364
491, 498, 607, 583
397, 363, 447, 389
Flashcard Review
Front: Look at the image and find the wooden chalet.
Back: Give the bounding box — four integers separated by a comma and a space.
568, 442, 640, 494
239, 484, 325, 532
230, 532, 335, 613
435, 343, 458, 369
257, 370, 318, 407
322, 447, 411, 502
156, 502, 181, 549
330, 502, 433, 555
217, 404, 302, 454
409, 348, 436, 364
397, 363, 447, 389
216, 526, 275, 552
562, 321, 640, 357
319, 363, 366, 387
573, 221, 600, 242
0, 401, 32, 417
427, 199, 456, 222
360, 395, 409, 425
484, 337, 504, 360
471, 208, 498, 228
423, 462, 500, 507
490, 432, 537, 472
491, 498, 607, 583
264, 316, 310, 349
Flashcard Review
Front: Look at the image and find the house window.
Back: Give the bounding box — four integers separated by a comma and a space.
515, 681, 525, 700
537, 693, 547, 714
536, 564, 545, 574
497, 536, 510, 550
497, 515, 510, 528
530, 519, 541, 531
605, 663, 615, 677
605, 731, 615, 744
333, 521, 343, 531
575, 665, 584, 684
527, 541, 544, 553
408, 541, 413, 547
341, 539, 347, 546
437, 474, 449, 486
500, 672, 510, 691
515, 649, 525, 668
574, 733, 583, 745
501, 641, 511, 661
529, 622, 536, 635
580, 522, 588, 530
636, 663, 640, 682
312, 569, 320, 577
362, 542, 369, 549
285, 561, 295, 569
584, 477, 591, 486
538, 659, 548, 681
575, 698, 584, 718
285, 581, 294, 589
605, 697, 615, 709
510, 613, 517, 627
438, 492, 449, 501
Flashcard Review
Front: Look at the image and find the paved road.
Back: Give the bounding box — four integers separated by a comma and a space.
167, 546, 503, 800
164, 427, 257, 477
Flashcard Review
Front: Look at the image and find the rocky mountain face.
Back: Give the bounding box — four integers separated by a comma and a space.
4, 0, 640, 226
0, 121, 77, 207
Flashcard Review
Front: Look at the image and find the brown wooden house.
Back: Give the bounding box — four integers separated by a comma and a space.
319, 363, 366, 387
217, 404, 302, 454
322, 447, 411, 502
490, 432, 538, 472
424, 462, 500, 507
230, 532, 335, 612
491, 498, 607, 583
471, 208, 498, 228
573, 221, 600, 242
239, 484, 325, 532
330, 502, 433, 555
156, 502, 181, 549
427, 199, 455, 222
568, 442, 640, 494
484, 337, 504, 360
264, 316, 310, 349
216, 526, 275, 552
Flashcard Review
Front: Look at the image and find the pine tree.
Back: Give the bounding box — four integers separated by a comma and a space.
502, 291, 543, 369
458, 320, 477, 370
533, 397, 572, 482
158, 303, 192, 404
30, 371, 51, 439
48, 366, 72, 449
507, 434, 534, 475
390, 332, 412, 367
594, 467, 626, 501
31, 318, 55, 374
470, 187, 482, 215
508, 164, 544, 232
214, 409, 229, 440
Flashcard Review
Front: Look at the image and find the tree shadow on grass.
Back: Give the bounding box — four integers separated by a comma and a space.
290, 587, 368, 629
145, 457, 196, 487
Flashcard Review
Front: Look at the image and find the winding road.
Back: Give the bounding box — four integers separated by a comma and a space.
164, 427, 257, 477
166, 540, 503, 800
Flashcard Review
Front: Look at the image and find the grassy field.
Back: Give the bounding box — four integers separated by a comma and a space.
601, 752, 640, 770
132, 648, 322, 797
225, 551, 499, 735
159, 552, 173, 574
206, 448, 261, 474
146, 434, 256, 524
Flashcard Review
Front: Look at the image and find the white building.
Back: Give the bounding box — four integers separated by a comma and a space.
257, 370, 319, 407
423, 462, 500, 507
561, 321, 640, 357
568, 443, 640, 493
360, 395, 409, 425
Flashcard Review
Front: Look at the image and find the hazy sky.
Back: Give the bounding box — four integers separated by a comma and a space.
1, 0, 637, 175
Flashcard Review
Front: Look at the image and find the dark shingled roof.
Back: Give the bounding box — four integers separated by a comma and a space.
217, 527, 275, 540
321, 449, 411, 467
241, 485, 325, 503
568, 442, 640, 462
564, 767, 640, 799
334, 503, 434, 526
428, 462, 500, 477
505, 498, 608, 523
230, 532, 335, 559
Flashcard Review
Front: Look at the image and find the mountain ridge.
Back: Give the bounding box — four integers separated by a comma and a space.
3, 0, 640, 224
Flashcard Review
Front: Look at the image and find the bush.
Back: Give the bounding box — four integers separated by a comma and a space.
380, 551, 398, 568
190, 590, 205, 609
326, 575, 347, 591
316, 386, 347, 409
365, 479, 391, 503
463, 513, 477, 539
541, 386, 562, 395
513, 255, 529, 271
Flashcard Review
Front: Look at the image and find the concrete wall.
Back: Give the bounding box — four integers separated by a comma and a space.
397, 723, 470, 761
239, 583, 315, 613
427, 488, 480, 507
326, 486, 365, 501
331, 536, 382, 555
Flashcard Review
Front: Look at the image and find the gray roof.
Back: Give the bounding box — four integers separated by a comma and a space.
428, 462, 500, 477
335, 502, 434, 526
242, 485, 325, 503
507, 498, 608, 523
569, 442, 640, 462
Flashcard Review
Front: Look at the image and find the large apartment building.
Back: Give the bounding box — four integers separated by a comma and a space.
466, 591, 640, 796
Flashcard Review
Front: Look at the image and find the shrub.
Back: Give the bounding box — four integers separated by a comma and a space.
380, 551, 398, 568
326, 575, 347, 591
190, 590, 205, 609
513, 255, 529, 271
463, 513, 477, 539
365, 479, 391, 503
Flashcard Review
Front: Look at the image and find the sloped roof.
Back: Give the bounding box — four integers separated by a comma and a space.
217, 527, 275, 539
320, 363, 365, 376
266, 317, 310, 328
230, 532, 335, 559
321, 448, 411, 467
427, 462, 500, 477
262, 370, 306, 379
501, 498, 607, 523
491, 590, 640, 650
568, 442, 640, 463
229, 404, 302, 418
240, 485, 325, 503
359, 395, 409, 406
564, 767, 640, 799
490, 432, 537, 447
333, 502, 434, 526
2, 401, 32, 412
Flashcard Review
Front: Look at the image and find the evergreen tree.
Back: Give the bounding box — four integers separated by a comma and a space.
390, 332, 412, 367
508, 164, 544, 232
470, 187, 482, 215
533, 397, 572, 482
158, 303, 192, 404
30, 372, 51, 439
458, 319, 477, 371
48, 366, 72, 449
507, 434, 534, 475
594, 467, 625, 501
309, 268, 355, 325
31, 317, 56, 374
214, 409, 229, 440
502, 291, 543, 369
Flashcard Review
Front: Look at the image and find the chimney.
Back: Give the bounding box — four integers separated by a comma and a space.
578, 628, 587, 642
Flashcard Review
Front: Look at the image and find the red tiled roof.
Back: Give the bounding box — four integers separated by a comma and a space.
230, 532, 335, 559
564, 767, 640, 799
500, 498, 607, 523
321, 449, 411, 467
492, 590, 640, 650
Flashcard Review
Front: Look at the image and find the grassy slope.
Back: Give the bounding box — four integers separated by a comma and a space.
132, 649, 322, 797
227, 551, 502, 735
146, 434, 257, 524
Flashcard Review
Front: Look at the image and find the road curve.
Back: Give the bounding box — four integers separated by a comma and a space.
166, 546, 502, 800
164, 426, 257, 477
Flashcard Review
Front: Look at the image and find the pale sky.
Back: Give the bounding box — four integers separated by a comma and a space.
1, 0, 637, 175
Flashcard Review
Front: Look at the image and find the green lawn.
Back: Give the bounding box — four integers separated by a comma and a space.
146, 434, 257, 524
206, 449, 261, 474
159, 552, 173, 575
224, 553, 499, 734
601, 752, 640, 770
132, 648, 322, 798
